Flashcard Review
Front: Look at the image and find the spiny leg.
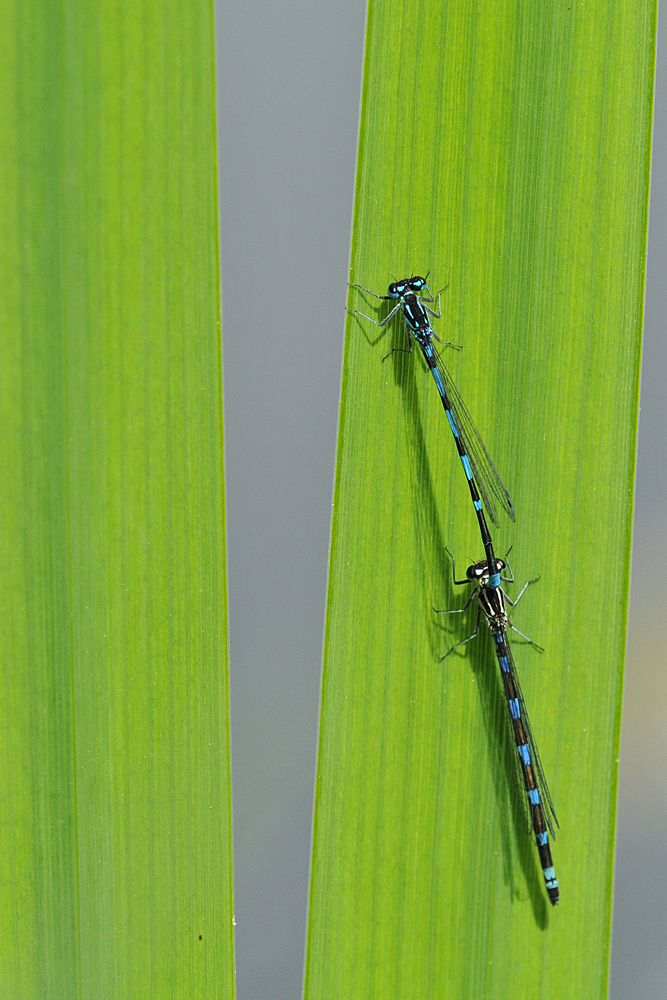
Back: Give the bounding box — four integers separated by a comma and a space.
347, 301, 402, 327
348, 282, 391, 299
439, 606, 482, 659
432, 586, 478, 616
444, 546, 472, 587
505, 574, 541, 608
421, 283, 449, 316
501, 550, 541, 608
431, 332, 463, 350
508, 621, 544, 652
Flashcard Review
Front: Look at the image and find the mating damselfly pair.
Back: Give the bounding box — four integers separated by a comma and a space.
349, 274, 559, 907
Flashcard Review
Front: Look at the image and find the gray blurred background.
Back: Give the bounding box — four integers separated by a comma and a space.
215, 2, 667, 997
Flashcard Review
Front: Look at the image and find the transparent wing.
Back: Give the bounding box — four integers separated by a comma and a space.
499, 630, 559, 838
433, 346, 516, 526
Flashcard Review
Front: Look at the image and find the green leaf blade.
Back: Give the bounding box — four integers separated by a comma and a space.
306, 1, 655, 997
0, 1, 233, 995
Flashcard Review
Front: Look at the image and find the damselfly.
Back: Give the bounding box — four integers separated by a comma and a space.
349, 275, 513, 582
434, 550, 559, 906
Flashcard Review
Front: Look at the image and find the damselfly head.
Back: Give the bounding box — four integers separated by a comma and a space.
467, 558, 505, 581
467, 561, 487, 581
388, 275, 426, 298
